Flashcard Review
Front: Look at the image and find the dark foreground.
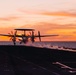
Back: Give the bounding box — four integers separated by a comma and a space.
0, 45, 76, 75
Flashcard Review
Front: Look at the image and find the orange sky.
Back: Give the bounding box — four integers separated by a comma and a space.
0, 0, 76, 41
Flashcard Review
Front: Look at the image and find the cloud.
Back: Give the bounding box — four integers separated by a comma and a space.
18, 9, 76, 17
39, 11, 76, 17
73, 31, 76, 34
20, 22, 76, 35
0, 22, 76, 41
0, 27, 15, 33
0, 16, 19, 21
20, 22, 76, 30
18, 9, 35, 14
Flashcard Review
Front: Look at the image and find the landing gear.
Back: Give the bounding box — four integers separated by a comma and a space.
12, 39, 16, 46
13, 42, 16, 45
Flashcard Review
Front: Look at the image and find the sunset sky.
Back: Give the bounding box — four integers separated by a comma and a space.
0, 0, 76, 41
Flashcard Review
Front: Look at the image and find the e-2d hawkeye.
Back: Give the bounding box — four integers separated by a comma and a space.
0, 28, 58, 45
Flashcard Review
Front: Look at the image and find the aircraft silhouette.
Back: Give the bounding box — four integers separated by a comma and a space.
0, 28, 59, 45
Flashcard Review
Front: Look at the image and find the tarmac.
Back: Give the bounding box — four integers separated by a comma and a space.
0, 45, 76, 75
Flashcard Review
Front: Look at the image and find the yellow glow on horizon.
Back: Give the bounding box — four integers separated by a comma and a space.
0, 36, 9, 41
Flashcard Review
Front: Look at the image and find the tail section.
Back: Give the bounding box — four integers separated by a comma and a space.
31, 31, 35, 42
38, 31, 41, 42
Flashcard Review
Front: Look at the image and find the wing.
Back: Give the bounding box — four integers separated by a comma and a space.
0, 34, 23, 37
0, 34, 32, 37
0, 34, 58, 37
0, 34, 14, 37
34, 34, 59, 37
16, 34, 59, 37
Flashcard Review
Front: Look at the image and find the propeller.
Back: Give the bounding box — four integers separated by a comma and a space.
38, 31, 41, 42
29, 31, 41, 42
18, 34, 28, 44
19, 34, 25, 44
29, 31, 35, 42
8, 30, 17, 45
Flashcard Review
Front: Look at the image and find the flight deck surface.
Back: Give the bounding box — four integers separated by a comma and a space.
0, 45, 76, 75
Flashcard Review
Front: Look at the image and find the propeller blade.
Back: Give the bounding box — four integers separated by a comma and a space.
29, 32, 31, 35
11, 31, 13, 34
12, 30, 17, 41
10, 37, 12, 40
8, 33, 11, 35
14, 30, 17, 36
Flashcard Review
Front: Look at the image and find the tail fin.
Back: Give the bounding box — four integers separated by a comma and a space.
38, 31, 41, 42
31, 31, 35, 42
